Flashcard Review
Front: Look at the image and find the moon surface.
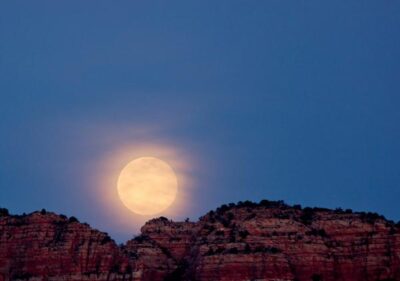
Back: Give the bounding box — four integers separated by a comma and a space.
117, 157, 178, 216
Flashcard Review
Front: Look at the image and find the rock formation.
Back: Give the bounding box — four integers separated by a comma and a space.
1, 200, 399, 281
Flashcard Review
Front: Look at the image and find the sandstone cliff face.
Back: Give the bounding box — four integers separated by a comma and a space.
0, 210, 131, 281
1, 201, 399, 281
190, 202, 400, 281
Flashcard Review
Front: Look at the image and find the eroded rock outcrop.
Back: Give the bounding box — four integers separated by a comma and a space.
1, 200, 399, 281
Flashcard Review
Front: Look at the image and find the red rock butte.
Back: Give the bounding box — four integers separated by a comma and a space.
0, 200, 399, 281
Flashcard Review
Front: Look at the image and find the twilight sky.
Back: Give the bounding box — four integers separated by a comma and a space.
1, 1, 400, 242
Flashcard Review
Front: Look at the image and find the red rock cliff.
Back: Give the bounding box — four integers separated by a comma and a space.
1, 200, 399, 281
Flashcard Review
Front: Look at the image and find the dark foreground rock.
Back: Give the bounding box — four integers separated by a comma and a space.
1, 200, 399, 281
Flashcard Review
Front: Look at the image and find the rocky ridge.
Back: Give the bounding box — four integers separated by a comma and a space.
0, 200, 400, 281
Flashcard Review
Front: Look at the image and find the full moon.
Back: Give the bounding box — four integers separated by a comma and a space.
117, 157, 178, 216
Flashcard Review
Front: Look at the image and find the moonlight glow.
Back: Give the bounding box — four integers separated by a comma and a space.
117, 157, 178, 216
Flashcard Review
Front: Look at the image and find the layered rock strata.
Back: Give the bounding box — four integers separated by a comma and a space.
0, 200, 399, 281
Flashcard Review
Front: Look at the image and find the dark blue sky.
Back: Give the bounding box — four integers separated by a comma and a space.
1, 1, 399, 242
